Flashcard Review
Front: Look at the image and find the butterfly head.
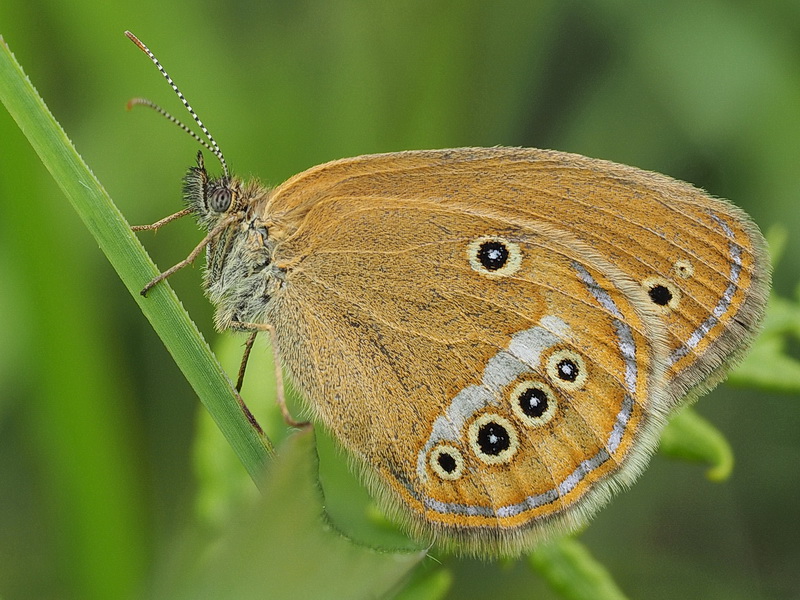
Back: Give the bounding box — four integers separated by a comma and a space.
182, 151, 244, 230
181, 151, 281, 331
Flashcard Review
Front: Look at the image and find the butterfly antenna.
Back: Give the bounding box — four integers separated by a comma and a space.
125, 31, 229, 179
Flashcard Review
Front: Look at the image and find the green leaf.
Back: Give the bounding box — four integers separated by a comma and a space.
529, 537, 629, 600
729, 295, 800, 392
765, 224, 789, 268
660, 407, 734, 481
392, 566, 453, 600
0, 34, 271, 483
159, 428, 427, 600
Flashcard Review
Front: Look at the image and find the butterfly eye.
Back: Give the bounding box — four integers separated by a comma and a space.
642, 276, 681, 311
429, 444, 465, 480
468, 414, 518, 465
510, 381, 557, 427
467, 236, 522, 277
206, 183, 233, 212
545, 349, 587, 391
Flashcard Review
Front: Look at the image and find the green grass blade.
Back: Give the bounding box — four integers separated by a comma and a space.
529, 538, 629, 600
0, 35, 272, 481
729, 295, 800, 392
660, 407, 734, 481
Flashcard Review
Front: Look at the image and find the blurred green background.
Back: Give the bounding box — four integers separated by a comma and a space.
1, 1, 799, 599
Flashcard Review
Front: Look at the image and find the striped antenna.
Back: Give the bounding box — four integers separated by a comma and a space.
125, 31, 229, 178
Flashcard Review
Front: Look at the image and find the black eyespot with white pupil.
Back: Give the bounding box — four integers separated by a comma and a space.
468, 236, 522, 277
477, 420, 510, 456
557, 359, 579, 382
477, 241, 509, 271
519, 386, 548, 417
511, 381, 557, 426
468, 414, 518, 464
546, 349, 587, 391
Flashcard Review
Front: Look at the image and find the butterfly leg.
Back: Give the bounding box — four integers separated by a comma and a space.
236, 332, 257, 392
138, 218, 233, 296
230, 321, 310, 429
131, 207, 193, 231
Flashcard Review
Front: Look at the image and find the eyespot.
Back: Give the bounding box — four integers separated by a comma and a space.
467, 236, 522, 277
672, 259, 694, 279
510, 381, 557, 427
545, 349, 587, 391
468, 413, 518, 464
642, 276, 681, 312
206, 183, 233, 212
429, 444, 465, 480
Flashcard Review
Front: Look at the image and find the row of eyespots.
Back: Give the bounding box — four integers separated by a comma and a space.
468, 235, 693, 316
428, 349, 588, 480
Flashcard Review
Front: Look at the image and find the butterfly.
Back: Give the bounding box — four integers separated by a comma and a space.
126, 31, 770, 556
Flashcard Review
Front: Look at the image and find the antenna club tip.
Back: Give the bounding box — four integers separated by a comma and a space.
125, 31, 147, 53
125, 97, 148, 111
